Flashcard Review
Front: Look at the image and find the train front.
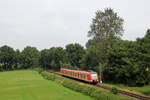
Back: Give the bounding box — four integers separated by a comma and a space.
90, 72, 99, 83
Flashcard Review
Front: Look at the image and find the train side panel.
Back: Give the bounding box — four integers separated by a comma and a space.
60, 68, 99, 83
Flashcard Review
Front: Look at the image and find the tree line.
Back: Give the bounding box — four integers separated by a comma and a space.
0, 8, 149, 86
0, 44, 85, 71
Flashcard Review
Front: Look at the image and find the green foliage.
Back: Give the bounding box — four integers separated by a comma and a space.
83, 8, 124, 76
86, 39, 96, 49
21, 46, 40, 69
110, 87, 118, 94
0, 45, 16, 71
39, 47, 68, 70
40, 72, 134, 100
104, 29, 150, 86
66, 43, 85, 67
87, 8, 124, 65
62, 63, 72, 69
80, 46, 100, 71
34, 67, 43, 74
39, 49, 51, 69
88, 8, 124, 40
50, 60, 57, 70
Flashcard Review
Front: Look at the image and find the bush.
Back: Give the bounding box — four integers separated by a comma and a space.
39, 71, 133, 100
41, 71, 56, 81
110, 87, 118, 94
34, 67, 43, 74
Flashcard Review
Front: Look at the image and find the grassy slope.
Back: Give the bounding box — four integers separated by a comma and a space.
0, 70, 94, 100
103, 83, 150, 96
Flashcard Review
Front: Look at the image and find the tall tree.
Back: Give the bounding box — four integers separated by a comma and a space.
87, 8, 124, 66
88, 8, 124, 40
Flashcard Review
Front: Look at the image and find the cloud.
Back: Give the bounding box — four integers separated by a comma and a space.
0, 0, 150, 50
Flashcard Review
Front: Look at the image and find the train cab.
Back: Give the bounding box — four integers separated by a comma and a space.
90, 72, 99, 83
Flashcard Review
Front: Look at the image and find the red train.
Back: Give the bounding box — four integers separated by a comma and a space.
60, 68, 99, 83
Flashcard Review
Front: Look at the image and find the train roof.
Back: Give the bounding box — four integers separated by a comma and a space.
61, 68, 97, 74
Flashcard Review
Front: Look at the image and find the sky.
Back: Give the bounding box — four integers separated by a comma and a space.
0, 0, 150, 50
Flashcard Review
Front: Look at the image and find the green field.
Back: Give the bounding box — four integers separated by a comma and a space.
103, 83, 150, 96
0, 70, 94, 100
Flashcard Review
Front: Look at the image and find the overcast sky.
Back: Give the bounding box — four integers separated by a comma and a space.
0, 0, 150, 50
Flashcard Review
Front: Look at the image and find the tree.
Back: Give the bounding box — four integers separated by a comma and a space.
0, 45, 16, 71
104, 40, 139, 85
80, 46, 100, 71
65, 43, 85, 67
13, 49, 21, 69
88, 8, 124, 40
88, 8, 124, 64
49, 47, 68, 70
136, 29, 150, 85
39, 47, 68, 70
104, 35, 150, 86
21, 46, 40, 69
39, 49, 51, 69
85, 39, 96, 49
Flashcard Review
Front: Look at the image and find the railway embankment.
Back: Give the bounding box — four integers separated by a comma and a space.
39, 70, 135, 100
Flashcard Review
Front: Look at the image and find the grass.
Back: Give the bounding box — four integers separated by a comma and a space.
103, 83, 150, 96
0, 70, 94, 100
41, 71, 136, 100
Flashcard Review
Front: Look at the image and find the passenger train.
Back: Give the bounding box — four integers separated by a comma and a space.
60, 68, 99, 83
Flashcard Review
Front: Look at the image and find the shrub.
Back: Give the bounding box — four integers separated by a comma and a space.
110, 87, 118, 94
34, 67, 43, 73
41, 71, 56, 81
39, 72, 133, 100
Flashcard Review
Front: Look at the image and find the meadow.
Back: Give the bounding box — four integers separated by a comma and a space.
0, 70, 94, 100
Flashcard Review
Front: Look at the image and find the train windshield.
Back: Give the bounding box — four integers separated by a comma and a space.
91, 74, 97, 79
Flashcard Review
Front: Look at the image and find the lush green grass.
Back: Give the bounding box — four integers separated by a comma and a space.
103, 83, 150, 96
0, 70, 94, 100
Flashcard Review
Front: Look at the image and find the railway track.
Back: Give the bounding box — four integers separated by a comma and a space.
96, 84, 150, 100
46, 70, 150, 100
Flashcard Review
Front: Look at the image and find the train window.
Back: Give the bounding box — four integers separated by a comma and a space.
91, 74, 97, 79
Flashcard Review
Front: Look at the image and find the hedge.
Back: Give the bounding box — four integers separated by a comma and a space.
39, 71, 134, 100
